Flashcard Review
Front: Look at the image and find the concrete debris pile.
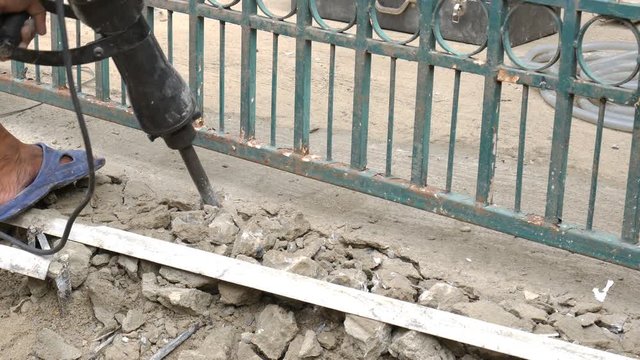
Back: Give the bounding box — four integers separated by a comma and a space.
7, 180, 640, 359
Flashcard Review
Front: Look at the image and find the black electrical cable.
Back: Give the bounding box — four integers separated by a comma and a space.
0, 0, 96, 255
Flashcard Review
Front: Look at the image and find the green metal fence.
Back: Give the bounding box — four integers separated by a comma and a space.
1, 0, 639, 269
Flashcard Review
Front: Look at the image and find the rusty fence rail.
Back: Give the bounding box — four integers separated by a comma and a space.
0, 0, 639, 269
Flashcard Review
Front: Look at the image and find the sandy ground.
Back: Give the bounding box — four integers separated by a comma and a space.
0, 1, 639, 359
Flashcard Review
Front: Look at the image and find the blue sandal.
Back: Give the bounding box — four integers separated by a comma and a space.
0, 143, 105, 221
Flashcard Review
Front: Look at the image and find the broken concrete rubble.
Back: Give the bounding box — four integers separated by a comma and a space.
317, 331, 338, 350
154, 287, 213, 316
263, 250, 327, 279
208, 211, 239, 244
371, 269, 417, 302
129, 205, 171, 229
27, 277, 49, 298
418, 282, 468, 311
325, 268, 368, 291
451, 301, 534, 332
346, 248, 385, 271
33, 328, 81, 360
6, 197, 637, 360
503, 302, 548, 323
103, 335, 140, 360
554, 316, 620, 348
343, 314, 392, 360
172, 220, 215, 244
388, 329, 456, 360
622, 320, 640, 355
91, 253, 111, 266
597, 314, 628, 334
573, 302, 603, 316
251, 304, 299, 360
185, 326, 236, 360
295, 234, 325, 258
219, 281, 262, 306
577, 312, 600, 327
232, 216, 280, 258
86, 268, 127, 328
283, 334, 305, 360
117, 255, 139, 280
299, 330, 323, 358
237, 341, 263, 360
55, 241, 92, 289
141, 272, 213, 315
278, 212, 311, 241
380, 257, 422, 282
122, 308, 146, 332
159, 266, 217, 289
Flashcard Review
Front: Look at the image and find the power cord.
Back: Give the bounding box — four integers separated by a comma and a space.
0, 0, 96, 255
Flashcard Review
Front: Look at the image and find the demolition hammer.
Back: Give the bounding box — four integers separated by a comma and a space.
0, 0, 220, 255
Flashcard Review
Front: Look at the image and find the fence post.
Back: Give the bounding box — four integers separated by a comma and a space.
475, 0, 506, 204
544, 4, 581, 223
51, 15, 67, 88
94, 32, 110, 101
240, 0, 258, 140
294, 0, 312, 154
189, 0, 205, 120
622, 107, 640, 244
410, 0, 436, 186
350, 0, 373, 170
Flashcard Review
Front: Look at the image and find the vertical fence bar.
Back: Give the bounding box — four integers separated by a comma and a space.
143, 5, 154, 107
475, 0, 506, 204
622, 106, 640, 244
34, 36, 41, 83
121, 81, 127, 106
168, 10, 174, 64
10, 12, 27, 80
142, 6, 153, 107
294, 0, 312, 154
271, 34, 279, 147
51, 16, 66, 88
11, 57, 24, 79
240, 0, 258, 139
514, 85, 529, 212
326, 44, 336, 161
350, 0, 373, 169
586, 99, 606, 230
446, 70, 462, 192
410, 0, 436, 186
10, 60, 24, 79
121, 16, 129, 104
147, 6, 155, 31
385, 57, 397, 177
75, 20, 82, 93
189, 0, 205, 120
94, 33, 110, 101
219, 21, 226, 133
545, 6, 581, 222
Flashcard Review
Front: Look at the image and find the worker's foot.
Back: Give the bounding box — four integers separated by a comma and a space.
0, 142, 49, 206
0, 142, 76, 206
0, 143, 105, 221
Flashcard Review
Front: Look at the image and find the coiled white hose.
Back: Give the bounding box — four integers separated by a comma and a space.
521, 41, 638, 132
